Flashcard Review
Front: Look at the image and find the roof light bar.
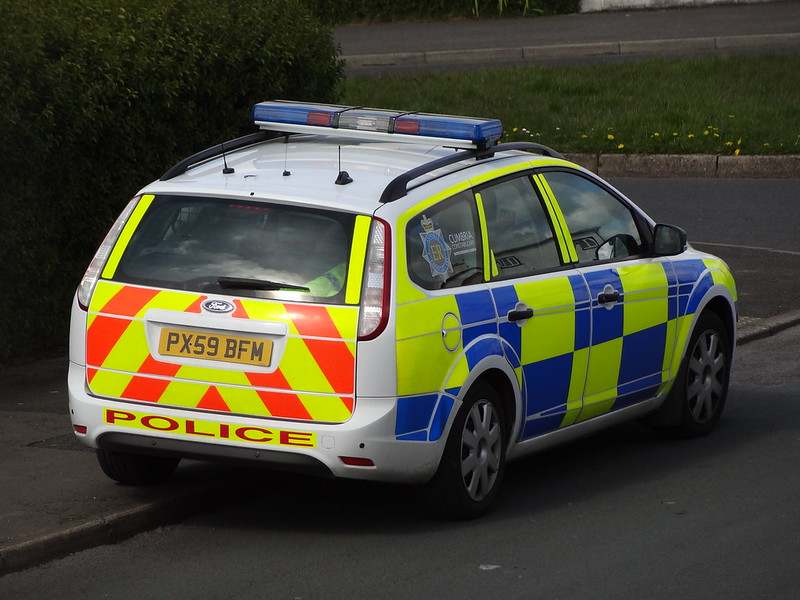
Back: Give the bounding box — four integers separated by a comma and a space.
252, 100, 503, 150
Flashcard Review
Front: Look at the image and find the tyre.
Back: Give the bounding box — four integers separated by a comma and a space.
421, 381, 507, 519
97, 449, 181, 485
655, 311, 732, 438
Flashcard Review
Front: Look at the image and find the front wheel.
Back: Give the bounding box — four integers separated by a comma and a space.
421, 381, 507, 519
655, 311, 732, 438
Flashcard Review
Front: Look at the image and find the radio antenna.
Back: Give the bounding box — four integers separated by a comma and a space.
221, 141, 234, 175
335, 146, 352, 185
282, 134, 291, 176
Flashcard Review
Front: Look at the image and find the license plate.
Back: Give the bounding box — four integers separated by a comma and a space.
158, 328, 273, 367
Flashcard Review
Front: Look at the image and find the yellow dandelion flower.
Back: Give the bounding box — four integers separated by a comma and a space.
617, 144, 624, 149
672, 132, 678, 137
734, 148, 741, 156
725, 141, 733, 147
703, 130, 710, 136
607, 134, 615, 141
737, 138, 743, 145
580, 134, 588, 139
688, 134, 695, 139
512, 127, 518, 132
653, 132, 660, 137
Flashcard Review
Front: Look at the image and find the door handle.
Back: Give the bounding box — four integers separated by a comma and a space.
508, 307, 534, 322
598, 290, 620, 304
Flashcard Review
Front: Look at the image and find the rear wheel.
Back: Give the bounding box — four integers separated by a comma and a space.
655, 311, 731, 438
97, 449, 180, 485
421, 381, 507, 519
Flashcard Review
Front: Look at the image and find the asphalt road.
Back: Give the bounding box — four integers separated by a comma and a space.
2, 321, 799, 599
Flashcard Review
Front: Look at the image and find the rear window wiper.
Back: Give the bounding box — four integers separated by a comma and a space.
217, 276, 310, 292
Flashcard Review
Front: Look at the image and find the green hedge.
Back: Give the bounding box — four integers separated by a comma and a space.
0, 0, 343, 361
306, 0, 580, 23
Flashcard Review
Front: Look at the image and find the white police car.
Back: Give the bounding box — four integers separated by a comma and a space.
69, 101, 737, 518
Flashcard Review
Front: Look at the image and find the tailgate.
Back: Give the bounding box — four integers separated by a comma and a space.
85, 284, 358, 423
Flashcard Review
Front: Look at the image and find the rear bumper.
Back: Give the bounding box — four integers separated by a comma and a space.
68, 361, 445, 484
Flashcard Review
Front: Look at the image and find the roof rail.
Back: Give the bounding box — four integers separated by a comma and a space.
379, 141, 565, 203
160, 130, 276, 181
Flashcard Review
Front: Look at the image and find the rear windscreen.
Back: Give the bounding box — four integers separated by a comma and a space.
112, 195, 357, 303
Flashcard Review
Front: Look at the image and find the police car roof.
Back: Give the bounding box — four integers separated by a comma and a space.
143, 133, 570, 214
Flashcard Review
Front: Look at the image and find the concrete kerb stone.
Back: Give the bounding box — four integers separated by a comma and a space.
0, 482, 241, 577
736, 309, 800, 346
426, 47, 522, 64
619, 37, 715, 54
342, 32, 800, 71
561, 153, 800, 179
719, 155, 800, 178
716, 32, 800, 49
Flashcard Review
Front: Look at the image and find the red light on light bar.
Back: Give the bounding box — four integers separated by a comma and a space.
340, 456, 375, 467
73, 424, 88, 434
394, 120, 420, 134
308, 111, 333, 126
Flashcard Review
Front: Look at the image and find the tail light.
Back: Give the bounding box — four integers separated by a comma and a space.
357, 218, 390, 341
76, 196, 140, 310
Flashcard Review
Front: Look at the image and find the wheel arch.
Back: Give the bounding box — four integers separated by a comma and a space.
468, 367, 518, 446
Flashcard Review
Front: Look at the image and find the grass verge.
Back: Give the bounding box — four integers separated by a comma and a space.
338, 54, 800, 155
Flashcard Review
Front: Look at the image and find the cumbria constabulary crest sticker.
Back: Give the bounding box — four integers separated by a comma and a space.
419, 214, 453, 282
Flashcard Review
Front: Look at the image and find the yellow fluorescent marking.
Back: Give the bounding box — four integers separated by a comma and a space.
444, 354, 470, 390
515, 277, 576, 363
158, 380, 209, 408
101, 195, 155, 279
467, 162, 532, 186
217, 386, 270, 416
345, 215, 371, 305
299, 394, 352, 422
89, 281, 125, 313
396, 296, 459, 340
88, 369, 133, 397
583, 338, 623, 400
100, 321, 149, 372
137, 290, 202, 319
474, 192, 492, 281
325, 306, 359, 340
397, 334, 455, 396
280, 337, 334, 393
533, 175, 578, 263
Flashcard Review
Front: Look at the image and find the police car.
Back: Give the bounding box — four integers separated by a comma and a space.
69, 100, 737, 518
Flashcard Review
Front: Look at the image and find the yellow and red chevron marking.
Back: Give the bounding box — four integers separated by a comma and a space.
86, 282, 357, 423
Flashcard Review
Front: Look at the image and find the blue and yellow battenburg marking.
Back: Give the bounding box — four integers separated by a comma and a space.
393, 257, 732, 443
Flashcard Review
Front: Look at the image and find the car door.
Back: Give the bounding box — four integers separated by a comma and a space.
537, 169, 677, 423
476, 174, 592, 440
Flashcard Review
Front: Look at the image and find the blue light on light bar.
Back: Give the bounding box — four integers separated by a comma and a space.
252, 100, 503, 149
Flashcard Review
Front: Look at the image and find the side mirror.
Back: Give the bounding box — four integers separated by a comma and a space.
653, 224, 687, 256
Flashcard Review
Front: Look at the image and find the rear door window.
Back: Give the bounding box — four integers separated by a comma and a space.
113, 195, 357, 303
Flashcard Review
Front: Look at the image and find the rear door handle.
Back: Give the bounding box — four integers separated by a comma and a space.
508, 307, 534, 322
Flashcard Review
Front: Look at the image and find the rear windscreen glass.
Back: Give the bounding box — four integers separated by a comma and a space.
113, 195, 357, 303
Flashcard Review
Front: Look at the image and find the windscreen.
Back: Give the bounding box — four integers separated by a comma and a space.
112, 195, 357, 303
